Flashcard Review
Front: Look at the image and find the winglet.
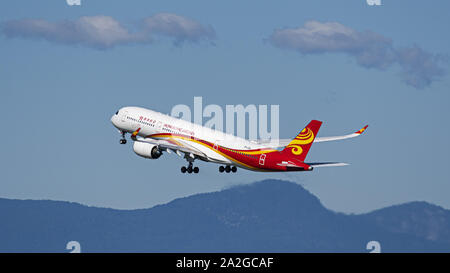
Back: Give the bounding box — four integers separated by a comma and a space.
355, 125, 368, 135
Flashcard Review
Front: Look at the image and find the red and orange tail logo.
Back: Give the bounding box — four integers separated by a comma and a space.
282, 120, 322, 161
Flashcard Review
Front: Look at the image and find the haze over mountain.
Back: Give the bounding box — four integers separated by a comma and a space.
1, 180, 449, 252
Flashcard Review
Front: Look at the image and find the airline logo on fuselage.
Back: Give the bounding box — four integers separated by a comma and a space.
139, 115, 195, 136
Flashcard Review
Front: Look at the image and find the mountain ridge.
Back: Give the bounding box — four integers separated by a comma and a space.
0, 179, 449, 252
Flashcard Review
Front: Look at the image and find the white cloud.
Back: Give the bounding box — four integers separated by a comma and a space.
269, 21, 446, 89
142, 13, 215, 46
396, 46, 446, 89
1, 14, 215, 49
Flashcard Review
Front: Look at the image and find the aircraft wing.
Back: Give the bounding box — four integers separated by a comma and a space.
258, 125, 368, 148
314, 125, 368, 143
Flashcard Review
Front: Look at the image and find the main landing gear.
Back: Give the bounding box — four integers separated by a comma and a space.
219, 165, 237, 173
181, 155, 199, 174
181, 162, 199, 174
119, 131, 127, 144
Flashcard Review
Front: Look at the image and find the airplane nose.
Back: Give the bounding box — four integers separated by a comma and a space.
111, 115, 118, 127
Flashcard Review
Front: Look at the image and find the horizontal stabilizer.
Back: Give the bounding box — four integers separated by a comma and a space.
306, 162, 349, 168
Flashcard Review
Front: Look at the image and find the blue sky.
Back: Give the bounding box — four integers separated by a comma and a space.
1, 0, 449, 213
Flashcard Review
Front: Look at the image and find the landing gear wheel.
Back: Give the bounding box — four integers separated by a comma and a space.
225, 165, 231, 173
182, 157, 198, 174
219, 166, 225, 173
231, 166, 237, 173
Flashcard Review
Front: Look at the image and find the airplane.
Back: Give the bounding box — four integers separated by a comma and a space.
110, 106, 368, 174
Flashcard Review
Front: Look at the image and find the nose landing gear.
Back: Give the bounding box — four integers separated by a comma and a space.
119, 131, 127, 144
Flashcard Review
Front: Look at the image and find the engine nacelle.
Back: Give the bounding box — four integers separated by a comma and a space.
133, 142, 162, 159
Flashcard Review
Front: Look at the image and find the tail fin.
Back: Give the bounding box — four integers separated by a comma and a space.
281, 120, 322, 161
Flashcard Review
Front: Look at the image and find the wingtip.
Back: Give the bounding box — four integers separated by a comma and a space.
355, 125, 369, 135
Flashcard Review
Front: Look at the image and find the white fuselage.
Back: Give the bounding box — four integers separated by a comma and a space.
110, 106, 271, 165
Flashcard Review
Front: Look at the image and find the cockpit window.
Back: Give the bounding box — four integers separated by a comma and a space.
115, 110, 119, 115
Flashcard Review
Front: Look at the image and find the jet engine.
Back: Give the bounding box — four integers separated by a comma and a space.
133, 142, 162, 159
